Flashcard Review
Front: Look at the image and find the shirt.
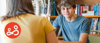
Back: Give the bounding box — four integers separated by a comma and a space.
0, 13, 54, 43
53, 15, 90, 43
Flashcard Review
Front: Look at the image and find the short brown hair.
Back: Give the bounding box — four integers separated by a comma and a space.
58, 0, 76, 9
1, 0, 34, 21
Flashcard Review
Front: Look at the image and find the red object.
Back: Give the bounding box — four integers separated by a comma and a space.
91, 6, 93, 11
80, 6, 83, 16
4, 22, 21, 39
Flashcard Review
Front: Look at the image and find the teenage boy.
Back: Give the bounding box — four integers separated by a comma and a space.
53, 0, 90, 43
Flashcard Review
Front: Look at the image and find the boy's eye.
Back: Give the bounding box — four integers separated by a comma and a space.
67, 8, 69, 9
67, 7, 71, 9
62, 8, 65, 10
61, 7, 71, 10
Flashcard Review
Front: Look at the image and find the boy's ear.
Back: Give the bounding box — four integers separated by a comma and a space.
60, 10, 62, 14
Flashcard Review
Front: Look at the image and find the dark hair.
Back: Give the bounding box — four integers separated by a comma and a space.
58, 0, 76, 9
1, 0, 34, 21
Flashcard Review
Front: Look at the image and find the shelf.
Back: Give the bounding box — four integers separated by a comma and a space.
58, 36, 63, 39
50, 16, 58, 18
84, 16, 100, 18
89, 34, 100, 36
50, 16, 100, 18
90, 30, 100, 33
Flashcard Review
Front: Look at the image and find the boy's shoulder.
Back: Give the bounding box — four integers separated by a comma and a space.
77, 15, 89, 22
78, 15, 88, 20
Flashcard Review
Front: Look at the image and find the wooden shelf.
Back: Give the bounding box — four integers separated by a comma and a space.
89, 34, 100, 36
50, 16, 58, 18
50, 16, 100, 18
58, 36, 63, 39
84, 16, 100, 18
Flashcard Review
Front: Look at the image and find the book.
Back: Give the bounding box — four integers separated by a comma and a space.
98, 3, 100, 16
98, 18, 100, 34
53, 1, 55, 16
91, 6, 93, 11
93, 6, 96, 15
80, 6, 83, 16
75, 5, 77, 14
95, 4, 99, 15
93, 18, 98, 34
77, 5, 80, 15
90, 18, 95, 34
98, 18, 100, 31
82, 5, 89, 13
96, 19, 99, 34
51, 0, 54, 16
93, 4, 99, 16
97, 18, 99, 34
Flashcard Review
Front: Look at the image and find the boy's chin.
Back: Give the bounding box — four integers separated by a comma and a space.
64, 15, 71, 18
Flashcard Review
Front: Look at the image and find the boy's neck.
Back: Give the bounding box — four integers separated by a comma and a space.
65, 14, 77, 22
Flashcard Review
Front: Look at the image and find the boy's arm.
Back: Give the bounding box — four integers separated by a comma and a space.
59, 33, 88, 43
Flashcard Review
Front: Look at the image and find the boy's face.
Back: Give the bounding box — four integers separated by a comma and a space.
61, 6, 76, 18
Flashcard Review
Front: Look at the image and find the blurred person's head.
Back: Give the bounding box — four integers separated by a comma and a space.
58, 0, 76, 18
1, 0, 34, 21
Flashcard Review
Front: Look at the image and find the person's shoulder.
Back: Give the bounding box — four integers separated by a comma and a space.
25, 13, 48, 22
26, 13, 39, 18
27, 13, 44, 19
77, 15, 89, 21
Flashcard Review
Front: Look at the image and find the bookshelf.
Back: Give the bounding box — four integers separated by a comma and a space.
50, 0, 100, 37
50, 0, 100, 43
